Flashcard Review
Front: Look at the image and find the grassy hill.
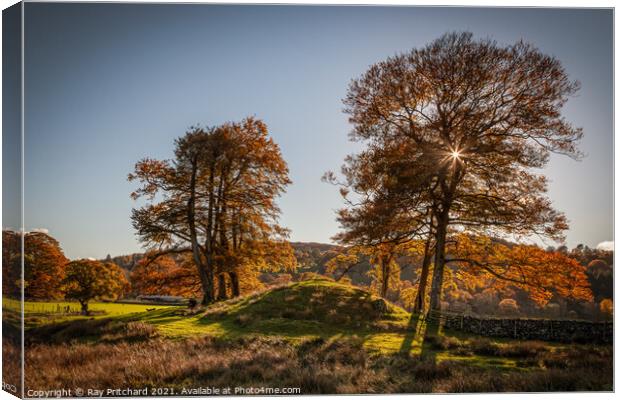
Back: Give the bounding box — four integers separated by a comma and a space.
22, 279, 413, 352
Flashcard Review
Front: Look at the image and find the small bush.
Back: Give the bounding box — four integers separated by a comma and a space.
425, 335, 463, 351
540, 353, 568, 369
499, 341, 547, 358
468, 338, 501, 356
233, 313, 256, 327
538, 346, 611, 370
124, 322, 157, 340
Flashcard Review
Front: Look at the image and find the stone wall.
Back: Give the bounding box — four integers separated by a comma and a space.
439, 313, 613, 344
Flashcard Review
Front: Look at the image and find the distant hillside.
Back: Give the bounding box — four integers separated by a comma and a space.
289, 242, 341, 274
102, 242, 345, 273
102, 242, 418, 287
102, 253, 145, 271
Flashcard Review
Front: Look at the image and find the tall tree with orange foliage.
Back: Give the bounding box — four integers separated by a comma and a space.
129, 117, 295, 304
339, 32, 583, 312
2, 230, 68, 299
446, 234, 592, 306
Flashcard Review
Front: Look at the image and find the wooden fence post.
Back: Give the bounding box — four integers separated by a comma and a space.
513, 319, 517, 339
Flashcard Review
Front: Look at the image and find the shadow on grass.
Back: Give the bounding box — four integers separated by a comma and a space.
397, 311, 439, 364
399, 312, 424, 354
420, 318, 440, 363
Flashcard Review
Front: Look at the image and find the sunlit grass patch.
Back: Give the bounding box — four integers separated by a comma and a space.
3, 297, 174, 316
362, 332, 423, 354
3, 297, 180, 330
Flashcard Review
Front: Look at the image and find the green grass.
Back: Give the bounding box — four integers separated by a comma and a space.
4, 298, 173, 315
3, 297, 177, 329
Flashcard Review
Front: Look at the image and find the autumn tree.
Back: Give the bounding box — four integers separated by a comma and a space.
324, 143, 437, 306
498, 298, 520, 316
446, 234, 593, 306
585, 259, 613, 301
131, 254, 202, 297
325, 243, 400, 298
129, 117, 295, 305
599, 298, 613, 319
2, 230, 69, 299
2, 230, 21, 298
340, 32, 582, 312
63, 259, 128, 314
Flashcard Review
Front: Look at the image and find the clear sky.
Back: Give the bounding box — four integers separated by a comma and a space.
14, 4, 612, 259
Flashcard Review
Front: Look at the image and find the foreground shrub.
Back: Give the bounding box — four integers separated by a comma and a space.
498, 341, 547, 358
468, 338, 501, 356
425, 335, 463, 351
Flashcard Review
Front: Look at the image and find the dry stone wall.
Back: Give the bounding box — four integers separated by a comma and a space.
440, 314, 612, 344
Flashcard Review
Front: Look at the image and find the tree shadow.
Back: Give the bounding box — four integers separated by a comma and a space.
399, 312, 424, 354
399, 311, 441, 364
420, 317, 440, 363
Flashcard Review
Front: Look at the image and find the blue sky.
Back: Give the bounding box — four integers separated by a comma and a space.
13, 5, 613, 259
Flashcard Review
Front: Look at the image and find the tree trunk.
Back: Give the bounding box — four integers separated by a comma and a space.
80, 300, 89, 316
198, 263, 215, 305
217, 274, 228, 300
380, 255, 391, 299
186, 157, 216, 306
428, 161, 462, 314
413, 236, 433, 313
429, 208, 449, 313
229, 271, 240, 297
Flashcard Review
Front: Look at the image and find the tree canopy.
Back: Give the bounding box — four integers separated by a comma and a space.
332, 32, 585, 312
63, 259, 127, 314
129, 117, 296, 304
2, 230, 69, 299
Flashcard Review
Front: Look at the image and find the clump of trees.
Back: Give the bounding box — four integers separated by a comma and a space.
327, 32, 592, 314
3, 230, 68, 299
63, 259, 128, 315
2, 230, 131, 314
129, 117, 297, 304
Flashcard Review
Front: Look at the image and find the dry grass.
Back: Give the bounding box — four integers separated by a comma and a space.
25, 318, 157, 345
16, 324, 613, 395
23, 335, 391, 394
2, 338, 22, 394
